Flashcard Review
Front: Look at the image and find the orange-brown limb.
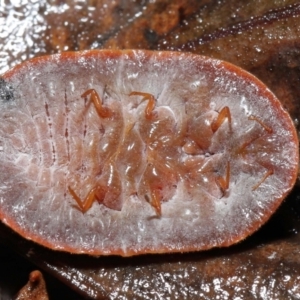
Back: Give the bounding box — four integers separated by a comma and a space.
211, 106, 232, 133
81, 89, 112, 118
248, 115, 273, 134
68, 186, 98, 213
216, 161, 230, 194
129, 91, 156, 120
236, 136, 258, 158
252, 167, 274, 191
145, 189, 162, 216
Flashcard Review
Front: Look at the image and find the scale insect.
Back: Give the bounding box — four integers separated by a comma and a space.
0, 50, 298, 256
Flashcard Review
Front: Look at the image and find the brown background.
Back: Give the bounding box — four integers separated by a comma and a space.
1, 1, 300, 299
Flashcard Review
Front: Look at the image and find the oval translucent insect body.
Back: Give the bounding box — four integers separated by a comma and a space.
0, 50, 298, 256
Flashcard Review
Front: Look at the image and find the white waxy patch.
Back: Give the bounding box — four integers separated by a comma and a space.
0, 50, 298, 256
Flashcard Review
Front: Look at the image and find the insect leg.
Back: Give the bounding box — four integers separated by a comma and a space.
68, 186, 97, 213
129, 91, 156, 120
81, 89, 112, 118
211, 106, 232, 133
145, 189, 162, 216
215, 161, 230, 194
248, 115, 273, 133
252, 167, 274, 191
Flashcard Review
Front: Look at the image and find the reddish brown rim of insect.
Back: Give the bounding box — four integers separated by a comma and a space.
1, 49, 299, 256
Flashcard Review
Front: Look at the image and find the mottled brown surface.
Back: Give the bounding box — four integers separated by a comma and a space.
1, 0, 300, 299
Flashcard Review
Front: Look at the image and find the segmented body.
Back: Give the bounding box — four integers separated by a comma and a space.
0, 50, 298, 256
